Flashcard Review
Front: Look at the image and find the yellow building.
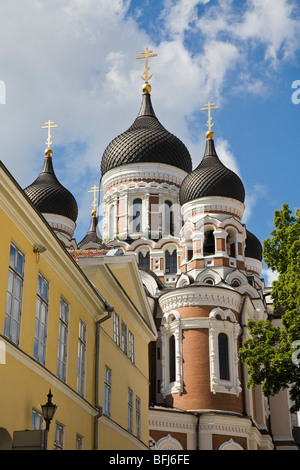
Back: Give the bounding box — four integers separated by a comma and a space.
0, 156, 156, 450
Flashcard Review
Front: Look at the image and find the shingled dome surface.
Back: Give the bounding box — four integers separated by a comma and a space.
101, 93, 192, 176
245, 230, 263, 261
24, 155, 78, 223
179, 138, 245, 206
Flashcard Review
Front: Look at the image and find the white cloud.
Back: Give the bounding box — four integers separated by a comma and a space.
215, 138, 240, 175
243, 184, 267, 223
261, 267, 278, 288
233, 0, 299, 65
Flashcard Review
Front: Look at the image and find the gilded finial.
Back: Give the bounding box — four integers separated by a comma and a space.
88, 185, 101, 216
136, 48, 157, 93
200, 102, 218, 139
41, 120, 58, 156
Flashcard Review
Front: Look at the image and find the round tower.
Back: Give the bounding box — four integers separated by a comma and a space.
100, 51, 192, 286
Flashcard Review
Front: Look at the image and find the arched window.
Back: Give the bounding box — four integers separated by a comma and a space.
165, 201, 174, 236
138, 252, 150, 269
218, 333, 230, 381
133, 198, 142, 233
169, 335, 176, 383
165, 250, 177, 274
227, 230, 236, 258
109, 205, 115, 239
204, 230, 215, 256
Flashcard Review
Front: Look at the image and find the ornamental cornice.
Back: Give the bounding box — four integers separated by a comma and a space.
159, 286, 243, 314
181, 196, 245, 221
149, 413, 197, 432
102, 162, 187, 193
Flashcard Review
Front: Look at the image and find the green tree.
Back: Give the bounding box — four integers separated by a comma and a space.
240, 204, 300, 412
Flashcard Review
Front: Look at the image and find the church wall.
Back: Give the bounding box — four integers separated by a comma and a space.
165, 328, 244, 414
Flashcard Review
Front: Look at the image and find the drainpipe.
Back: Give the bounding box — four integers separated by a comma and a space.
94, 302, 114, 450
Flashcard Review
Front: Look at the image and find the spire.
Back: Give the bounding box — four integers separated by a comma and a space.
137, 92, 156, 118
77, 209, 106, 249
179, 104, 245, 206
136, 48, 157, 94
41, 120, 58, 157
200, 101, 218, 140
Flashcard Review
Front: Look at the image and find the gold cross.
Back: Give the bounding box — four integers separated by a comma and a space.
200, 102, 218, 131
41, 120, 58, 148
88, 185, 101, 214
136, 48, 157, 82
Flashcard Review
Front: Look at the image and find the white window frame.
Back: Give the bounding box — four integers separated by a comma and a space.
34, 273, 49, 364
54, 422, 64, 450
121, 320, 127, 355
136, 396, 141, 439
160, 310, 183, 398
77, 320, 87, 396
128, 330, 135, 363
128, 388, 133, 433
104, 366, 111, 417
4, 243, 25, 345
113, 312, 120, 347
57, 298, 69, 382
209, 308, 242, 396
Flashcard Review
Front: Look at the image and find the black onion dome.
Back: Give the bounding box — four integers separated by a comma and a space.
245, 230, 262, 261
24, 154, 78, 223
179, 138, 245, 205
78, 213, 107, 249
101, 93, 192, 176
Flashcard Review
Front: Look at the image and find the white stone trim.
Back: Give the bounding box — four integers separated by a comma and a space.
245, 257, 262, 275
43, 212, 76, 238
155, 434, 183, 450
208, 308, 242, 396
159, 285, 243, 314
101, 162, 188, 193
181, 196, 245, 221
160, 311, 183, 398
218, 438, 244, 450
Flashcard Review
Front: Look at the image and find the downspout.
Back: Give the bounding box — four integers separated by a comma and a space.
94, 301, 114, 450
239, 297, 247, 416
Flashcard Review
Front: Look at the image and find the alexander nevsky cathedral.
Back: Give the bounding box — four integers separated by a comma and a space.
22, 49, 298, 450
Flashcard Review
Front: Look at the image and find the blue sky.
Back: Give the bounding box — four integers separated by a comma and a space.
0, 0, 299, 285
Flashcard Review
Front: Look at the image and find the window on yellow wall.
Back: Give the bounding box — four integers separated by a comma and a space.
31, 409, 44, 430
104, 366, 111, 417
54, 422, 64, 450
76, 434, 84, 450
77, 320, 86, 396
4, 243, 25, 345
113, 312, 120, 347
129, 330, 135, 363
57, 299, 69, 382
128, 388, 133, 433
121, 320, 127, 355
33, 273, 49, 364
136, 396, 141, 439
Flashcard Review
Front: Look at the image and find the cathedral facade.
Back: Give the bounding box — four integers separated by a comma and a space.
96, 74, 298, 450
5, 51, 298, 450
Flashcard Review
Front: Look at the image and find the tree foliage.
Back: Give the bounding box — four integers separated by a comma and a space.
239, 204, 300, 413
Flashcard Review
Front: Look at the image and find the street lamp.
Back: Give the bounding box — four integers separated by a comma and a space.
41, 389, 57, 431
